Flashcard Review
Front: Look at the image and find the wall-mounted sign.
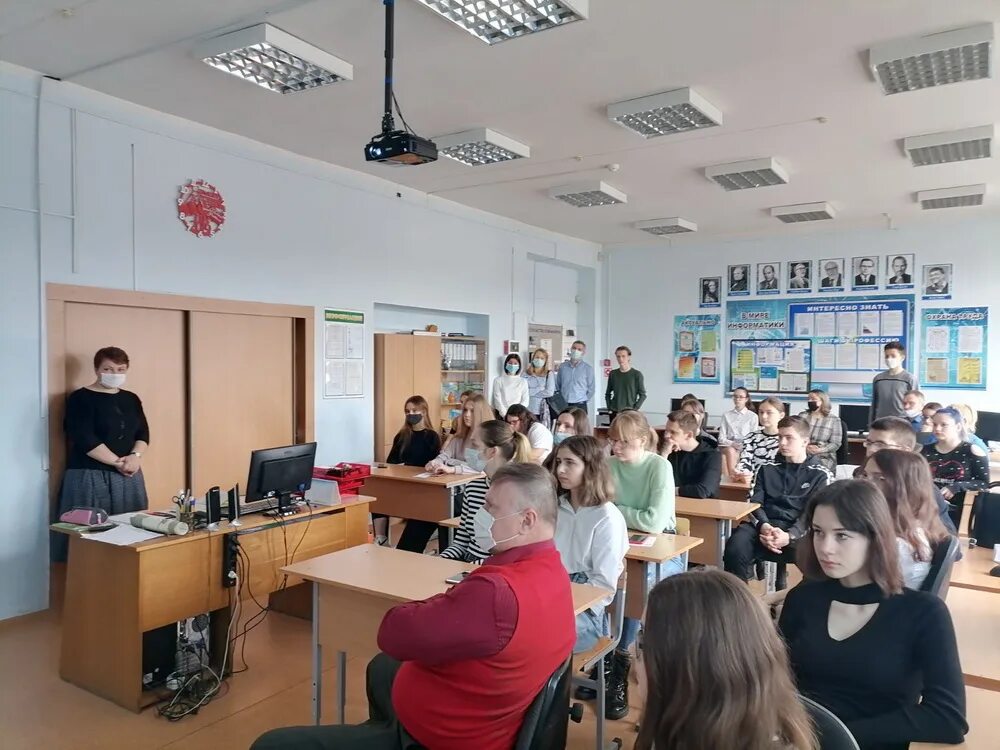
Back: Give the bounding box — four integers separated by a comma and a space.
178, 179, 226, 238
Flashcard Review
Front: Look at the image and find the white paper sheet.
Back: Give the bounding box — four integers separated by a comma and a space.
346, 325, 365, 359
958, 326, 984, 354
325, 360, 346, 397
413, 472, 434, 478
81, 524, 162, 546
925, 326, 950, 354
345, 360, 364, 396
815, 313, 836, 338
795, 313, 814, 337
324, 323, 346, 359
857, 344, 881, 370
778, 373, 808, 392
881, 310, 904, 337
858, 311, 880, 336
837, 312, 858, 338
836, 344, 857, 369
785, 346, 807, 373
815, 344, 836, 369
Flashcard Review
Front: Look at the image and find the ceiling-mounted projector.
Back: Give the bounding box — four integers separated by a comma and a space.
364, 0, 437, 166
365, 130, 437, 166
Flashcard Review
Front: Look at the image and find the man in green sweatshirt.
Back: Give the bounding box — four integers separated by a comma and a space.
605, 346, 647, 417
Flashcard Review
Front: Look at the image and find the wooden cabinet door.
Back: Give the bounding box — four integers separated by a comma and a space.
61, 303, 186, 510
188, 312, 294, 495
413, 336, 441, 436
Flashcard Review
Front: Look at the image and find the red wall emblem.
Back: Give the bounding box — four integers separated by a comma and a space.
177, 180, 226, 237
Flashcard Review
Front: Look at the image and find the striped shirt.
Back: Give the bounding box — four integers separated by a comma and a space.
439, 477, 491, 563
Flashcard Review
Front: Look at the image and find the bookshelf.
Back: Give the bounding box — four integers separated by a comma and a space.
440, 336, 488, 428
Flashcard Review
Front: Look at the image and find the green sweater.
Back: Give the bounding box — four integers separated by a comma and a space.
605, 368, 647, 412
610, 451, 676, 533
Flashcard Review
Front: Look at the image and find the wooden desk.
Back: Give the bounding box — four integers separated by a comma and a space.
717, 479, 751, 503
947, 586, 1000, 692
283, 544, 608, 725
52, 497, 372, 712
439, 517, 704, 618
363, 465, 483, 550
913, 685, 994, 749
950, 546, 1000, 595
676, 497, 759, 568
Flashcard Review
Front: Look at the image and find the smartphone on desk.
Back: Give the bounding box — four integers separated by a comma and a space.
445, 571, 471, 585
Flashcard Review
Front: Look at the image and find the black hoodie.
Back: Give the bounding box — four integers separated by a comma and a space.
668, 436, 722, 498
749, 454, 831, 539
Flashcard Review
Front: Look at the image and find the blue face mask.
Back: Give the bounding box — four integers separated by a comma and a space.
505, 363, 520, 374
553, 431, 569, 445
569, 350, 583, 361
464, 447, 488, 472
531, 358, 545, 369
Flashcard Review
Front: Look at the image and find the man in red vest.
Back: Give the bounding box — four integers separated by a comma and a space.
252, 463, 576, 750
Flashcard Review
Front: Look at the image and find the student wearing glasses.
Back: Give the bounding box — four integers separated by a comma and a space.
717, 387, 759, 479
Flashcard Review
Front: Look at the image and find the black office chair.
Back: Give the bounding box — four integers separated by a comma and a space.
836, 419, 850, 466
919, 535, 960, 600
514, 657, 573, 750
800, 695, 861, 750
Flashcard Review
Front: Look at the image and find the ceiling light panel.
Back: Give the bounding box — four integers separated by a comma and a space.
770, 202, 836, 223
869, 23, 993, 95
916, 184, 986, 209
607, 87, 722, 139
705, 158, 788, 191
904, 125, 993, 166
549, 181, 627, 207
412, 1, 588, 45
634, 218, 697, 235
195, 24, 353, 93
434, 128, 530, 165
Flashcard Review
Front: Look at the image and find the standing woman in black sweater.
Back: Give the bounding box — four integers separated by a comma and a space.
374, 396, 441, 547
54, 347, 150, 561
779, 480, 967, 750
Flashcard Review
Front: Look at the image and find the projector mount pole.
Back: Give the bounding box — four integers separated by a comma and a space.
382, 0, 396, 136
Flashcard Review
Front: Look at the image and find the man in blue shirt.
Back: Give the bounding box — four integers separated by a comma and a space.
554, 340, 595, 413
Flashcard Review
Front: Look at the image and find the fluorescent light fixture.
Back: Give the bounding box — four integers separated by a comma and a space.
634, 217, 697, 235
195, 24, 353, 93
549, 181, 627, 207
607, 87, 722, 139
705, 157, 788, 191
770, 202, 836, 223
916, 183, 986, 209
869, 23, 993, 95
903, 125, 993, 166
434, 128, 530, 165
412, 0, 588, 45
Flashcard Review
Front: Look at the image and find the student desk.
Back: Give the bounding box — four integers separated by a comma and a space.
439, 517, 703, 619
363, 465, 483, 550
51, 496, 373, 713
717, 479, 751, 503
950, 546, 1000, 595
947, 585, 1000, 692
281, 544, 608, 725
676, 497, 759, 568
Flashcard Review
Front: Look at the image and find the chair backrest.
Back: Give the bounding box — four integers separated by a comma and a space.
836, 419, 850, 465
919, 535, 960, 600
800, 695, 861, 750
513, 657, 573, 750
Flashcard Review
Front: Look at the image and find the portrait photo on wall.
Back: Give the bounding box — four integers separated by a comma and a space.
728, 264, 750, 296
787, 259, 812, 293
818, 258, 845, 291
756, 262, 781, 295
851, 255, 878, 291
885, 253, 915, 289
699, 276, 722, 308
922, 263, 952, 300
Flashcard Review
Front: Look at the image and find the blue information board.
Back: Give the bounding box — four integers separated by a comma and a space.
730, 338, 812, 395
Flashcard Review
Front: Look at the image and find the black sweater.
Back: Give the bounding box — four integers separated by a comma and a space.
387, 428, 441, 467
64, 388, 150, 471
749, 456, 831, 539
779, 580, 967, 750
668, 436, 721, 498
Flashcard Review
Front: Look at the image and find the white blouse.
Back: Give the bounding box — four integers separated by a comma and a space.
897, 528, 931, 590
491, 375, 530, 417
526, 422, 554, 461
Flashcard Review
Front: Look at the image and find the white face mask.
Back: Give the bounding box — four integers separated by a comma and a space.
904, 408, 922, 419
99, 373, 126, 389
464, 447, 488, 472
473, 507, 522, 553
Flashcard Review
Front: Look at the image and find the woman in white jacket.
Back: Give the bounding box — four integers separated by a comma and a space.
491, 353, 529, 418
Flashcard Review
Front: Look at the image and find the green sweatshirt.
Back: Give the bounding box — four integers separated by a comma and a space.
610, 451, 676, 533
605, 367, 647, 412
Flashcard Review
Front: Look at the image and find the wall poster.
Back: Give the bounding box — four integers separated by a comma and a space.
920, 307, 988, 390
323, 308, 365, 398
673, 314, 721, 384
730, 338, 812, 395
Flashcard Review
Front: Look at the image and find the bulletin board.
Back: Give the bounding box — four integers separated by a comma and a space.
919, 307, 988, 389
725, 295, 914, 399
673, 314, 721, 384
730, 338, 812, 395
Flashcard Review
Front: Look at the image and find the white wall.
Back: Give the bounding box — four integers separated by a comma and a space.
0, 63, 599, 621
606, 222, 1000, 425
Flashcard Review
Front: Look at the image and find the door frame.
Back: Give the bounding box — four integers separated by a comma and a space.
46, 283, 314, 509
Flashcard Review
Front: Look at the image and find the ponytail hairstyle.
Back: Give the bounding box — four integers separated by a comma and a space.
608, 410, 658, 454
478, 420, 532, 464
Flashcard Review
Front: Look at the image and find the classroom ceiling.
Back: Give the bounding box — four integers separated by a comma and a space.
4, 0, 1000, 245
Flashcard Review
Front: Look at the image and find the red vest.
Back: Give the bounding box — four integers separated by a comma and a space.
392, 544, 575, 750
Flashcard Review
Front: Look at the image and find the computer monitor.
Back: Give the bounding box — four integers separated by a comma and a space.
839, 405, 870, 433
245, 442, 317, 510
976, 410, 1000, 443
670, 397, 705, 413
